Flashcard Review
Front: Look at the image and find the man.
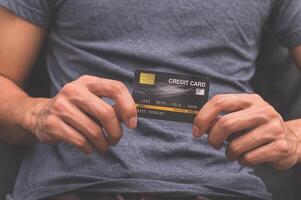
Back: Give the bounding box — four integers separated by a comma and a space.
1, 1, 301, 200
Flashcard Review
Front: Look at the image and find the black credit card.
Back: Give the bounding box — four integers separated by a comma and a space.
132, 69, 210, 123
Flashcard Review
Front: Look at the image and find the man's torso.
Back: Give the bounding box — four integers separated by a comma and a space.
13, 1, 275, 200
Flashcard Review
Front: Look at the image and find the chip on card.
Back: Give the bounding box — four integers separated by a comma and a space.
132, 70, 210, 123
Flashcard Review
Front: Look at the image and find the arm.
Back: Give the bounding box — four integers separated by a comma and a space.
0, 7, 45, 144
0, 7, 137, 153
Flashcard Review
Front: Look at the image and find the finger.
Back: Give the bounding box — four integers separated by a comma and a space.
112, 104, 122, 122
48, 115, 94, 154
56, 101, 109, 153
208, 107, 270, 149
193, 116, 220, 138
79, 76, 137, 128
226, 124, 277, 160
193, 94, 256, 138
206, 116, 221, 134
237, 140, 287, 166
74, 92, 123, 145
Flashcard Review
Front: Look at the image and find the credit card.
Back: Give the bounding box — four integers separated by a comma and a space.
132, 69, 210, 123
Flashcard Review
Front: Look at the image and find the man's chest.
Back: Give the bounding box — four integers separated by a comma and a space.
53, 0, 273, 44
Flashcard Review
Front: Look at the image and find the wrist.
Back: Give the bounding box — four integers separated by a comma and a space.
295, 134, 301, 164
17, 97, 50, 136
285, 120, 301, 164
0, 96, 50, 145
296, 143, 301, 164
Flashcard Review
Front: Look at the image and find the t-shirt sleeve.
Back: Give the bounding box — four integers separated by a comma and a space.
0, 0, 53, 30
270, 0, 301, 48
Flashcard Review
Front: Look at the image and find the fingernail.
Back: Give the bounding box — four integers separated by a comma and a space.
192, 126, 201, 138
127, 116, 137, 129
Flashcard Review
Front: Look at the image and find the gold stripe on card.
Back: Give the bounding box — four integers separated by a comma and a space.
136, 104, 198, 114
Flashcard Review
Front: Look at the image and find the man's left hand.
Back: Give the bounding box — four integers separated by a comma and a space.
192, 93, 301, 170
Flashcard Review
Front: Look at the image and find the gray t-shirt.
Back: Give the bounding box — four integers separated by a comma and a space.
2, 0, 301, 200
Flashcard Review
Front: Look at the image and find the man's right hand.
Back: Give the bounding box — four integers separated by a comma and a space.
0, 8, 137, 150
23, 75, 137, 154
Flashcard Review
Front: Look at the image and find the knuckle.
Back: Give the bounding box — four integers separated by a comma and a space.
51, 98, 66, 113
274, 113, 284, 125
78, 75, 92, 82
211, 95, 226, 108
267, 106, 279, 118
101, 105, 115, 121
263, 105, 279, 119
277, 140, 290, 155
78, 75, 100, 92
112, 80, 127, 93
88, 126, 102, 140
251, 93, 263, 101
218, 117, 233, 132
262, 104, 272, 112
257, 105, 278, 123
44, 115, 57, 130
269, 121, 284, 137
61, 83, 77, 96
258, 113, 270, 124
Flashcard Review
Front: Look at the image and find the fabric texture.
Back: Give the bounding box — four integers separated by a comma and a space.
2, 0, 301, 200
